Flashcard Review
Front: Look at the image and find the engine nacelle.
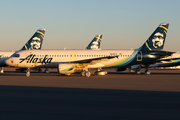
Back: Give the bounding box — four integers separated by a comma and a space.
58, 64, 76, 75
130, 65, 141, 71
58, 64, 84, 75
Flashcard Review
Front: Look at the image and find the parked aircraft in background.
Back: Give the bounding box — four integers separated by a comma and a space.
86, 35, 102, 50
0, 29, 45, 73
5, 23, 174, 77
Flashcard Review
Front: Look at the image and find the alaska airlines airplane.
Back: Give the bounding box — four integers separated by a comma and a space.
5, 23, 173, 77
0, 29, 45, 73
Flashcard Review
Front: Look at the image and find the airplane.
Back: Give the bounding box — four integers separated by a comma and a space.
0, 29, 45, 73
5, 23, 174, 77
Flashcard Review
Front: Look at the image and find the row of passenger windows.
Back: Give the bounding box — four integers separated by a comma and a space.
0, 56, 10, 58
34, 54, 133, 57
5, 54, 134, 58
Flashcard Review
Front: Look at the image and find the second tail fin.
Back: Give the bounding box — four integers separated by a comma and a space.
86, 35, 102, 50
140, 23, 169, 51
19, 29, 46, 51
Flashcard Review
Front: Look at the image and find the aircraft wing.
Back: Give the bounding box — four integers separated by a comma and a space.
66, 56, 118, 63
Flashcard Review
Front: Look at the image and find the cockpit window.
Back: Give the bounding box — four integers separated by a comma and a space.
12, 53, 20, 57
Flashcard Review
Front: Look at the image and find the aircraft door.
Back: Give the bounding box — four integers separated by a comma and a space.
137, 51, 142, 61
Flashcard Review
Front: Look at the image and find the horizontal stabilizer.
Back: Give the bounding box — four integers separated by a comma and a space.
150, 51, 175, 56
157, 57, 180, 62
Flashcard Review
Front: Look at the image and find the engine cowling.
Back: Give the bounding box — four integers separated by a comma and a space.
130, 65, 141, 71
58, 64, 84, 75
58, 64, 76, 75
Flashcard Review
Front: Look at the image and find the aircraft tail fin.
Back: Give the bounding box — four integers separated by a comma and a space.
86, 35, 102, 50
140, 23, 169, 51
19, 29, 46, 51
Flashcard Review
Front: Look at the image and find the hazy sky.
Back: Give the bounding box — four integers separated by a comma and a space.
1, 0, 180, 52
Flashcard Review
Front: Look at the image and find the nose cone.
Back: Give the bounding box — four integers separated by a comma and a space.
4, 57, 12, 66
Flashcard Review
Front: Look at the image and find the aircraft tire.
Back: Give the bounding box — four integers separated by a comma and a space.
136, 71, 141, 74
81, 71, 86, 76
26, 72, 30, 77
45, 69, 50, 73
85, 71, 91, 77
145, 70, 151, 75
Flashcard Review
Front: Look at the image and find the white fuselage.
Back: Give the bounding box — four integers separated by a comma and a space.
5, 49, 135, 69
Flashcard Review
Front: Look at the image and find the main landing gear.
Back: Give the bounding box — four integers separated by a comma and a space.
44, 68, 50, 73
26, 68, 30, 77
135, 68, 151, 75
145, 69, 151, 75
135, 70, 141, 74
81, 70, 91, 77
81, 68, 107, 77
0, 67, 4, 73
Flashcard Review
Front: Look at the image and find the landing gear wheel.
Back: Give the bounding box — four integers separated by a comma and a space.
81, 71, 86, 76
136, 70, 141, 74
85, 71, 91, 77
0, 69, 3, 73
26, 68, 30, 77
26, 72, 30, 77
145, 70, 151, 75
0, 67, 4, 73
44, 69, 50, 73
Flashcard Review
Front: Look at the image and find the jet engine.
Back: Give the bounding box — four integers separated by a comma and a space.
58, 64, 84, 75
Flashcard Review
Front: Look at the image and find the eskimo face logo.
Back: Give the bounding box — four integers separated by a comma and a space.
30, 37, 41, 50
152, 32, 164, 48
19, 54, 53, 64
90, 41, 99, 49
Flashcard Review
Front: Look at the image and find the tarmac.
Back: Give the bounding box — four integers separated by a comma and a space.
1, 68, 180, 120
